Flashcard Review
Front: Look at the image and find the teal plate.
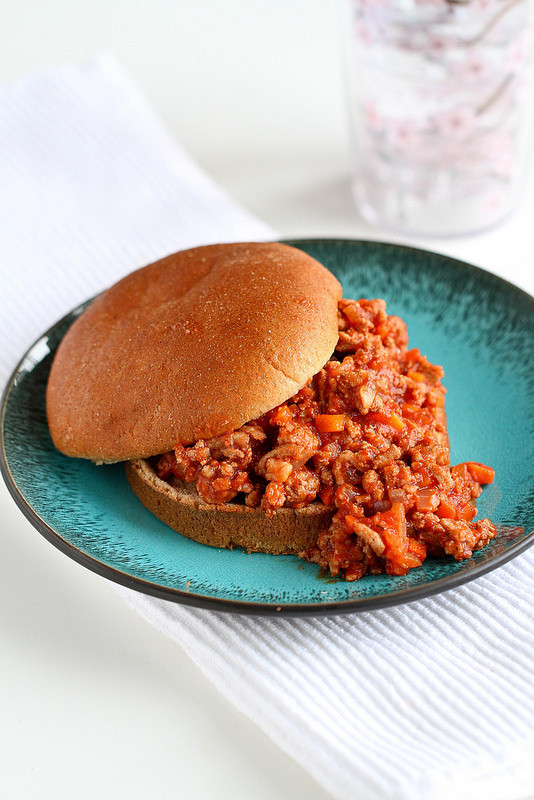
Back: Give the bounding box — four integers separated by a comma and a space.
1, 239, 534, 615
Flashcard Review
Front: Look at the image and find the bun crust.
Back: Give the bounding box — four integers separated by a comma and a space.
125, 458, 334, 554
46, 242, 341, 462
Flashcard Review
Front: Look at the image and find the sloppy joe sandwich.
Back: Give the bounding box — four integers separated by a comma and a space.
47, 241, 497, 581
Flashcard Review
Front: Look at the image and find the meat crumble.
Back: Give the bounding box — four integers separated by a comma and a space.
157, 298, 496, 580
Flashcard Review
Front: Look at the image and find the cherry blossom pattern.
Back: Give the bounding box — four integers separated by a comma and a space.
346, 0, 534, 233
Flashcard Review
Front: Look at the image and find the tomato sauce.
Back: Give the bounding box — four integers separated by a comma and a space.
158, 298, 496, 580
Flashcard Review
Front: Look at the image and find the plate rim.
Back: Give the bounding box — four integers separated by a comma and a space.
2, 237, 534, 616
285, 236, 534, 305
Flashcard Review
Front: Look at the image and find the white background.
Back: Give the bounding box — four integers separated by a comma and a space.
1, 2, 532, 799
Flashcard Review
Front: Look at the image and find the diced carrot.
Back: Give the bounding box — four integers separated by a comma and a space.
436, 498, 456, 519
451, 463, 470, 482
270, 405, 292, 425
388, 412, 406, 431
385, 560, 410, 576
315, 413, 346, 434
375, 502, 406, 549
410, 462, 432, 487
401, 403, 433, 426
407, 370, 425, 382
366, 504, 427, 572
407, 538, 427, 561
377, 503, 405, 529
345, 514, 363, 533
415, 488, 439, 513
365, 411, 385, 426
458, 503, 477, 522
465, 461, 495, 485
433, 391, 446, 408
366, 411, 405, 431
405, 554, 424, 569
341, 302, 362, 326
319, 486, 335, 506
375, 324, 389, 339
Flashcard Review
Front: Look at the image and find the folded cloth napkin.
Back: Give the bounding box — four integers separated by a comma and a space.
1, 56, 533, 800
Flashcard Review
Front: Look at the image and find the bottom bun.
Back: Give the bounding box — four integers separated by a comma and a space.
125, 458, 334, 554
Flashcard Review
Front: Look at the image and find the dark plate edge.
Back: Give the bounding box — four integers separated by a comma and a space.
1, 239, 533, 616
285, 237, 534, 303
2, 454, 534, 617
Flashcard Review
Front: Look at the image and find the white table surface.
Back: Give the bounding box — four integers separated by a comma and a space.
1, 2, 533, 799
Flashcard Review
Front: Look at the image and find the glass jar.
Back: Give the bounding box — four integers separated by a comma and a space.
344, 0, 534, 236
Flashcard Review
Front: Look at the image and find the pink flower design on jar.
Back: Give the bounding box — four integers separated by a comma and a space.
473, 132, 514, 178
471, 0, 493, 13
354, 19, 374, 44
344, 0, 534, 234
455, 49, 495, 83
506, 30, 532, 71
363, 100, 384, 133
425, 32, 455, 60
384, 118, 423, 153
483, 189, 507, 216
433, 104, 477, 141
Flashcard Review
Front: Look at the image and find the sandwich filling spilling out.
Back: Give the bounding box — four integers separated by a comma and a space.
156, 298, 496, 581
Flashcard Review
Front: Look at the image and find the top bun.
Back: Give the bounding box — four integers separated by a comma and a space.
46, 242, 342, 462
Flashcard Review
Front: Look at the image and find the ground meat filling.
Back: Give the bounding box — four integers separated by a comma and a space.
157, 298, 497, 580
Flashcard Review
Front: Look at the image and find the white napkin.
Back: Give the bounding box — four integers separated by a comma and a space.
1, 56, 533, 800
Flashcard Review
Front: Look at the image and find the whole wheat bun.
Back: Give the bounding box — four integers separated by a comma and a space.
46, 242, 342, 462
125, 458, 334, 554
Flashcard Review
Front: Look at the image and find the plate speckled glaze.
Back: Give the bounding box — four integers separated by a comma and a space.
1, 239, 534, 615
